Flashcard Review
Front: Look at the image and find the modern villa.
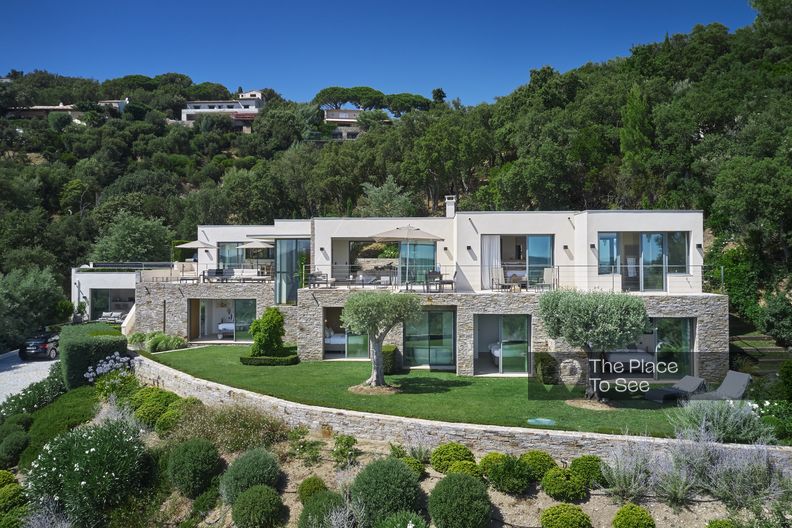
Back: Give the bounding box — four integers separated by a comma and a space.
180, 90, 264, 132
71, 197, 729, 382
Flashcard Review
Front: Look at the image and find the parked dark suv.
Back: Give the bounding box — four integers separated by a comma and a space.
19, 331, 59, 361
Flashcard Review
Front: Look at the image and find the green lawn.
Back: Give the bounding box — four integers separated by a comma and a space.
19, 385, 97, 468
150, 346, 675, 436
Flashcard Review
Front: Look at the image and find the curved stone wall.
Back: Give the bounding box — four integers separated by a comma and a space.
134, 355, 792, 468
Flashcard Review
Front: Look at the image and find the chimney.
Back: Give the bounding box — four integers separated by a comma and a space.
445, 195, 457, 218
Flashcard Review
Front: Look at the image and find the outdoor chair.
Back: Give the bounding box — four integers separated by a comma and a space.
424, 271, 442, 292
690, 370, 752, 400
439, 270, 457, 292
308, 271, 334, 288
643, 375, 706, 404
491, 267, 510, 291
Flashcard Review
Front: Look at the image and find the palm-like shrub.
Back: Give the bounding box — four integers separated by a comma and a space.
219, 447, 280, 504
167, 438, 221, 498
350, 458, 421, 527
430, 442, 475, 473
428, 473, 491, 528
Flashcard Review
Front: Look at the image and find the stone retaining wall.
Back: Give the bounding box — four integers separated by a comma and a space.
134, 355, 792, 470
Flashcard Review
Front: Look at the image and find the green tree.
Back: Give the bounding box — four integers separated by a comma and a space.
618, 83, 655, 206
432, 88, 447, 104
313, 87, 350, 109
0, 267, 66, 351
354, 176, 420, 217
538, 290, 648, 400
48, 111, 73, 132
90, 212, 174, 262
341, 292, 422, 387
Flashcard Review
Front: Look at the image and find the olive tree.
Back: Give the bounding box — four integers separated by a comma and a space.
538, 289, 648, 400
341, 291, 421, 387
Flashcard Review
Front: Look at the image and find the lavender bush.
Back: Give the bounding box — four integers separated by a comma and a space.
668, 400, 776, 445
83, 352, 132, 384
601, 443, 654, 503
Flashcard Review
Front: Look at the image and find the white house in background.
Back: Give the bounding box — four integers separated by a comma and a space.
180, 90, 264, 132
98, 98, 129, 113
74, 198, 729, 382
323, 109, 362, 140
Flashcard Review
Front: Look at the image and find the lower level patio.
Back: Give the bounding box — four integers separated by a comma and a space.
146, 345, 676, 437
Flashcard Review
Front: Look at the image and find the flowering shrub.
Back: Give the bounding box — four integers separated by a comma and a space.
95, 369, 140, 402
0, 363, 65, 420
83, 351, 133, 384
756, 400, 792, 441
26, 419, 147, 527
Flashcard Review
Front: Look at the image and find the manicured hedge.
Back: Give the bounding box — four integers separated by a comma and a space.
350, 458, 421, 526
60, 323, 127, 389
240, 353, 299, 366
429, 473, 491, 528
382, 345, 400, 374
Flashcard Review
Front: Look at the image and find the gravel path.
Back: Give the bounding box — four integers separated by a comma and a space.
0, 351, 54, 402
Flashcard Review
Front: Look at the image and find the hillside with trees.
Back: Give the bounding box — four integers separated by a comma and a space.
0, 0, 790, 348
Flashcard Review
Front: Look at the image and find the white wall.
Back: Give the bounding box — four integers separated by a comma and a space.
196, 221, 311, 270
70, 269, 138, 314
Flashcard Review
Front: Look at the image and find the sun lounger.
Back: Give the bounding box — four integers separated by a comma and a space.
690, 370, 752, 401
643, 375, 706, 404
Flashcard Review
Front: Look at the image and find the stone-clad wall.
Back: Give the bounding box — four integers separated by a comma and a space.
134, 282, 729, 382
134, 355, 792, 470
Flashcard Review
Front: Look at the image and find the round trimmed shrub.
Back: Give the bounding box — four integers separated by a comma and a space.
298, 490, 344, 528
0, 433, 28, 469
0, 484, 25, 515
0, 425, 21, 444
540, 503, 592, 528
232, 485, 283, 528
487, 455, 533, 495
167, 438, 221, 498
612, 503, 655, 528
0, 504, 28, 528
2, 415, 31, 432
520, 450, 558, 481
401, 456, 425, 479
569, 455, 604, 487
298, 475, 327, 504
350, 458, 420, 527
375, 511, 428, 528
428, 473, 491, 528
478, 452, 508, 477
541, 468, 587, 501
430, 442, 475, 473
448, 460, 483, 480
0, 471, 14, 489
132, 389, 180, 428
706, 521, 738, 528
220, 448, 280, 504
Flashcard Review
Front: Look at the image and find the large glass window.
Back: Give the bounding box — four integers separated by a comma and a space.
404, 309, 455, 367
598, 233, 619, 274
500, 315, 531, 374
399, 242, 436, 285
526, 235, 553, 285
90, 289, 110, 320
641, 233, 665, 291
655, 318, 694, 379
218, 242, 244, 269
667, 231, 689, 274
275, 239, 310, 304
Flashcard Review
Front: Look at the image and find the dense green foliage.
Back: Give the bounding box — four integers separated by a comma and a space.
612, 503, 656, 528
167, 438, 221, 498
59, 322, 128, 389
231, 485, 283, 528
219, 447, 280, 504
0, 362, 66, 420
297, 475, 327, 504
0, 267, 67, 351
569, 455, 605, 487
428, 473, 491, 528
448, 460, 484, 480
350, 458, 421, 527
486, 455, 534, 495
540, 504, 592, 528
132, 387, 180, 429
540, 467, 588, 501
2, 6, 792, 336
249, 307, 286, 357
430, 442, 475, 473
519, 450, 559, 481
297, 490, 344, 528
374, 511, 428, 528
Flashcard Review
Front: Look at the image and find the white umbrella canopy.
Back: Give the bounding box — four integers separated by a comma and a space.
175, 240, 216, 249
372, 225, 443, 287
236, 240, 274, 249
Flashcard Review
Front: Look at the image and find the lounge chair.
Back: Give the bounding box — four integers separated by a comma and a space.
690, 370, 752, 400
643, 375, 706, 404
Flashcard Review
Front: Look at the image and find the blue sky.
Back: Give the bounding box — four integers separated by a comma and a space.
2, 0, 757, 105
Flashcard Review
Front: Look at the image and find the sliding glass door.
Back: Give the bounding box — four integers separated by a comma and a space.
346, 333, 369, 358
404, 309, 455, 367
526, 235, 553, 286
275, 239, 310, 304
500, 315, 531, 373
399, 242, 436, 286
233, 299, 256, 341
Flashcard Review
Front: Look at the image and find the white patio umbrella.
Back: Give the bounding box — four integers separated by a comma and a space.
175, 240, 216, 249
372, 225, 443, 288
236, 240, 274, 270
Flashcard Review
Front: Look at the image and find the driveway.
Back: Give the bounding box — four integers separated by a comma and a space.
0, 351, 55, 402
